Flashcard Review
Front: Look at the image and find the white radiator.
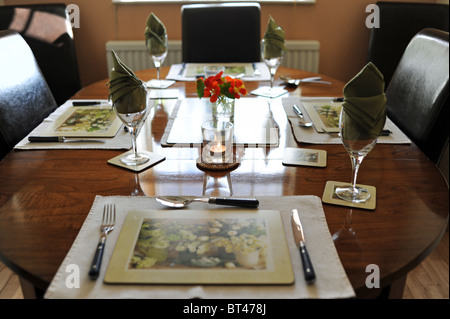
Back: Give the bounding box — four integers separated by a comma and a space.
106, 40, 319, 73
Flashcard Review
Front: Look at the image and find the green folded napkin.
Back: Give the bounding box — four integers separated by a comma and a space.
342, 62, 387, 140
144, 12, 167, 55
262, 16, 287, 60
107, 50, 146, 113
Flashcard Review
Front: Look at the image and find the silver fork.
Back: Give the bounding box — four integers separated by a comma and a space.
321, 129, 340, 138
88, 203, 116, 280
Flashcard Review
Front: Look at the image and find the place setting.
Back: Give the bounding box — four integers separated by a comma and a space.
106, 49, 166, 172
44, 194, 356, 299
14, 99, 132, 150
166, 61, 271, 82
15, 46, 168, 174
282, 97, 412, 145
282, 63, 400, 211
317, 62, 388, 210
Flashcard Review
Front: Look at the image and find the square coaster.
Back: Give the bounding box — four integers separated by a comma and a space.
322, 181, 376, 210
107, 150, 165, 172
282, 147, 327, 167
149, 89, 179, 100
250, 87, 288, 98
145, 79, 176, 89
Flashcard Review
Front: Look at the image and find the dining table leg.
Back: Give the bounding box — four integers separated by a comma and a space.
19, 277, 45, 299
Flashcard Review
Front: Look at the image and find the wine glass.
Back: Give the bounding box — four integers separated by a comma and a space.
114, 86, 149, 166
147, 34, 168, 88
335, 108, 378, 203
260, 38, 285, 96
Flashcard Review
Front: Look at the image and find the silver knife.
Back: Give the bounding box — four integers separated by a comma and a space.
28, 136, 105, 143
291, 209, 316, 284
177, 62, 186, 78
252, 63, 261, 76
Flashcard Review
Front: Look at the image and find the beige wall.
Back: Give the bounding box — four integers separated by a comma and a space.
4, 0, 440, 87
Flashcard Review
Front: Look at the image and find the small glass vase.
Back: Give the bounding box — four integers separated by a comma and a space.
212, 96, 235, 122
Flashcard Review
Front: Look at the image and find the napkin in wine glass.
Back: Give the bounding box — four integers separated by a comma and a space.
144, 12, 167, 55
342, 62, 387, 140
262, 15, 287, 60
107, 50, 146, 113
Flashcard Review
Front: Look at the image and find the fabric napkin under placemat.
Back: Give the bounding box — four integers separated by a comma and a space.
44, 195, 355, 299
14, 100, 131, 150
282, 97, 411, 145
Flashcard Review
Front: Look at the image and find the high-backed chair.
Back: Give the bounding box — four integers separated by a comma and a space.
0, 30, 58, 160
181, 2, 261, 63
0, 3, 81, 105
368, 2, 449, 88
386, 28, 449, 167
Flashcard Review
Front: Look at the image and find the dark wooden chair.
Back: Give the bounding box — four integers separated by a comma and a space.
181, 2, 261, 63
0, 30, 58, 160
386, 28, 449, 167
0, 3, 81, 105
368, 1, 449, 88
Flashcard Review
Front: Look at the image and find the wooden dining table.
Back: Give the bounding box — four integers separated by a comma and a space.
0, 66, 448, 299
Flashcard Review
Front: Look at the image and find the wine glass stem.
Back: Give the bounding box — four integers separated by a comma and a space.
270, 68, 276, 89
350, 155, 364, 191
153, 60, 162, 81
129, 126, 138, 158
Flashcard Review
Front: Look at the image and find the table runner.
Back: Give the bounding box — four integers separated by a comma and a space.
283, 97, 411, 144
14, 100, 131, 150
161, 98, 279, 147
44, 195, 355, 299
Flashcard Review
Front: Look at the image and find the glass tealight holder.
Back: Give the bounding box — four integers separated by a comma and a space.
201, 120, 234, 164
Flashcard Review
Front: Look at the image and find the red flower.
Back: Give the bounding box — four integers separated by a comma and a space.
196, 71, 247, 102
228, 78, 247, 99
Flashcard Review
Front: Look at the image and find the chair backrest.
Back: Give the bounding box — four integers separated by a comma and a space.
0, 3, 81, 105
181, 2, 261, 63
0, 30, 58, 160
368, 1, 449, 88
386, 28, 449, 165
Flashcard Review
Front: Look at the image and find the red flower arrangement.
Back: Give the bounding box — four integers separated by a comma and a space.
196, 71, 247, 103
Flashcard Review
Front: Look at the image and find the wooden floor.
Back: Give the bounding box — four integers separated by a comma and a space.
0, 261, 23, 299
403, 228, 449, 299
1, 229, 448, 299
